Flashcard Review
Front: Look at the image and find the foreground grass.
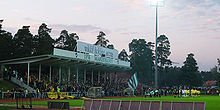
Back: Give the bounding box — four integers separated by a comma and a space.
0, 106, 16, 110
4, 95, 220, 110
5, 99, 84, 107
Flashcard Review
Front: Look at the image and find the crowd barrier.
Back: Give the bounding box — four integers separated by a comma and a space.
0, 92, 34, 99
0, 90, 217, 99
83, 99, 206, 110
0, 91, 86, 99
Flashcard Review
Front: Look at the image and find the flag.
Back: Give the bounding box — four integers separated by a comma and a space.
128, 72, 138, 90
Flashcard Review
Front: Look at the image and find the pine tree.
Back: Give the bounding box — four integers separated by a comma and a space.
180, 53, 202, 87
34, 23, 54, 55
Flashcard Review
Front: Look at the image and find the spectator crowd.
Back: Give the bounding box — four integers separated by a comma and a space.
0, 66, 220, 99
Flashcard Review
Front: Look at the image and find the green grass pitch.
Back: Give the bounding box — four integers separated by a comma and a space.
4, 96, 220, 110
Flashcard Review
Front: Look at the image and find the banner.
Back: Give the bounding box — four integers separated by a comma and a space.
47, 92, 75, 99
77, 41, 118, 59
47, 92, 58, 99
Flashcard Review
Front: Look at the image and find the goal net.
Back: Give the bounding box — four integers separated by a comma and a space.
87, 87, 102, 97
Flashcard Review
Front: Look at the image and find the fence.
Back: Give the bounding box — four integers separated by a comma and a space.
0, 89, 144, 99
0, 92, 35, 99
0, 91, 87, 99
83, 99, 206, 110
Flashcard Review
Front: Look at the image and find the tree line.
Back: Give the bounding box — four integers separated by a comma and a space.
0, 23, 115, 59
118, 34, 219, 88
0, 23, 219, 88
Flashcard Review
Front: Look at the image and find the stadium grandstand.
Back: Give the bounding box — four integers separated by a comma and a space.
0, 41, 131, 98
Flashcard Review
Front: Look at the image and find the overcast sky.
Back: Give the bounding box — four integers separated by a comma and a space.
1, 0, 220, 71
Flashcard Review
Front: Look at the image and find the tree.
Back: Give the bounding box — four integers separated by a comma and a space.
55, 30, 79, 51
95, 31, 109, 47
213, 59, 220, 87
0, 24, 13, 60
55, 30, 67, 48
34, 23, 54, 55
129, 39, 154, 83
118, 49, 129, 61
157, 35, 172, 67
180, 53, 202, 87
156, 35, 172, 87
13, 26, 34, 58
107, 44, 114, 49
159, 66, 182, 87
200, 71, 216, 83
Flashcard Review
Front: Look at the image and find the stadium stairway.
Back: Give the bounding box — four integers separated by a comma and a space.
10, 77, 36, 93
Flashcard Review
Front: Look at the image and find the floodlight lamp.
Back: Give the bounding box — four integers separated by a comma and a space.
149, 0, 165, 6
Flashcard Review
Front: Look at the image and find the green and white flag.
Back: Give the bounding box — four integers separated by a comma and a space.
128, 72, 138, 90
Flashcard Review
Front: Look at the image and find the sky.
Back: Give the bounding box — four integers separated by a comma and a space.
0, 0, 220, 71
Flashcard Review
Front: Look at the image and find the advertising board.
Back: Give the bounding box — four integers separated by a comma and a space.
77, 41, 118, 59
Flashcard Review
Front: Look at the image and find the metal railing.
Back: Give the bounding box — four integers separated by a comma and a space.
10, 77, 36, 93
0, 91, 88, 99
0, 92, 35, 99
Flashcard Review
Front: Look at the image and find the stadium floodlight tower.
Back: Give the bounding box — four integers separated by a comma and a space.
149, 0, 165, 89
217, 58, 220, 73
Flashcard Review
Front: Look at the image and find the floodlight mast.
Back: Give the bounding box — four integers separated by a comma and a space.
155, 1, 158, 89
150, 0, 165, 89
217, 58, 220, 73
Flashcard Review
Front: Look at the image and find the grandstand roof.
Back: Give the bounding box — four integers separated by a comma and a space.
0, 48, 131, 72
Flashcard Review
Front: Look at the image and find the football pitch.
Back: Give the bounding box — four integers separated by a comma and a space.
2, 96, 220, 110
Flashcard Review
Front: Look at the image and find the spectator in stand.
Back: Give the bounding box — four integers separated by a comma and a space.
36, 88, 40, 98
3, 67, 7, 80
15, 70, 18, 79
20, 77, 23, 82
7, 90, 10, 98
0, 88, 2, 99
8, 67, 12, 80
11, 88, 15, 99
25, 89, 28, 98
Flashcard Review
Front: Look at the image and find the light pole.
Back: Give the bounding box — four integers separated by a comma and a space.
155, 2, 159, 89
149, 0, 165, 89
217, 58, 220, 73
